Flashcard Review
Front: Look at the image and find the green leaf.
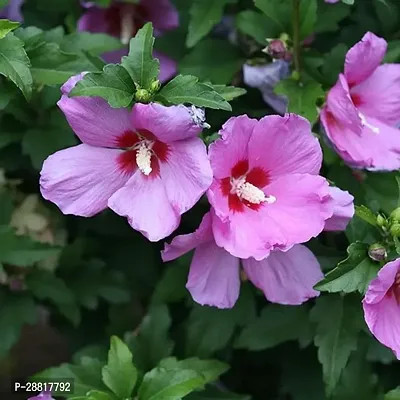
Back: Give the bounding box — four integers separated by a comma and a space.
235, 10, 280, 45
121, 23, 159, 89
210, 85, 246, 101
386, 388, 400, 400
0, 226, 60, 267
70, 64, 135, 108
314, 242, 380, 294
86, 391, 117, 400
102, 336, 137, 399
157, 75, 231, 111
234, 304, 311, 351
158, 357, 229, 385
275, 77, 324, 124
22, 110, 77, 170
60, 32, 123, 56
138, 367, 205, 400
0, 33, 32, 100
365, 172, 400, 214
0, 293, 37, 356
321, 43, 348, 86
125, 304, 174, 371
355, 205, 378, 227
186, 286, 256, 357
180, 39, 244, 84
315, 2, 351, 33
0, 19, 20, 39
310, 295, 363, 396
186, 0, 236, 47
342, 0, 354, 4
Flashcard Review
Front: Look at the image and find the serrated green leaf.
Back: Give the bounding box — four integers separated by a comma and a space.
310, 295, 363, 396
235, 10, 280, 44
234, 304, 311, 351
386, 388, 400, 400
157, 75, 231, 110
209, 84, 246, 101
121, 23, 159, 89
138, 367, 205, 400
102, 336, 137, 399
0, 19, 20, 39
86, 390, 117, 400
125, 304, 174, 371
355, 205, 378, 227
70, 64, 135, 108
275, 78, 324, 124
315, 242, 380, 294
186, 0, 236, 47
0, 33, 32, 100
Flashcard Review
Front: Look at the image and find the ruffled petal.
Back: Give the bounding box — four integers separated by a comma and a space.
249, 113, 323, 179
211, 174, 333, 260
141, 0, 179, 32
160, 138, 213, 217
107, 172, 180, 242
344, 32, 387, 87
243, 245, 323, 305
187, 240, 241, 309
161, 212, 214, 261
58, 74, 133, 148
131, 103, 203, 142
40, 145, 130, 217
324, 187, 355, 231
208, 115, 257, 179
350, 64, 400, 125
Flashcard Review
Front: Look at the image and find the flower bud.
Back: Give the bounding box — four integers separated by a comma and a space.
390, 223, 400, 238
150, 79, 161, 93
377, 214, 386, 227
390, 207, 400, 222
135, 88, 151, 103
263, 39, 289, 60
368, 243, 387, 262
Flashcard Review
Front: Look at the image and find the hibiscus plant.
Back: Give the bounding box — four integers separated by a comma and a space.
0, 0, 400, 399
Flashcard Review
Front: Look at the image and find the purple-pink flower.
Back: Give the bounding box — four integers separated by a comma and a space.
0, 0, 23, 21
321, 32, 400, 171
39, 74, 212, 241
207, 114, 334, 261
162, 211, 324, 308
78, 0, 179, 82
324, 186, 354, 231
28, 392, 54, 400
363, 258, 400, 359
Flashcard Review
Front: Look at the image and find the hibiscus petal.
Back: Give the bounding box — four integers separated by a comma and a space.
77, 6, 109, 33
141, 0, 179, 32
0, 0, 23, 21
249, 113, 323, 179
58, 75, 133, 148
243, 245, 323, 305
344, 32, 387, 87
208, 115, 257, 179
160, 138, 213, 216
187, 240, 241, 309
107, 172, 179, 241
40, 144, 130, 217
212, 174, 333, 260
350, 64, 400, 125
324, 187, 354, 231
131, 103, 202, 142
161, 212, 213, 261
325, 74, 362, 134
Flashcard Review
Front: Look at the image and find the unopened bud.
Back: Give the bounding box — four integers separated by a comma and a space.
377, 214, 386, 227
263, 39, 292, 61
390, 223, 400, 238
135, 88, 151, 103
368, 243, 387, 262
150, 79, 161, 93
390, 207, 400, 222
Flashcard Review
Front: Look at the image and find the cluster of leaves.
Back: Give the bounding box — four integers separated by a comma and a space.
0, 0, 399, 399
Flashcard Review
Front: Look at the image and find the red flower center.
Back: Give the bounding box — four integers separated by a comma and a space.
220, 159, 274, 213
116, 130, 169, 177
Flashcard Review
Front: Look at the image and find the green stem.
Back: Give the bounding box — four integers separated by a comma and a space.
292, 0, 301, 78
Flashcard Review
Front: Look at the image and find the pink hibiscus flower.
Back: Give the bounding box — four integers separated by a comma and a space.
363, 258, 400, 359
78, 0, 179, 82
39, 74, 213, 241
207, 114, 334, 261
28, 392, 55, 400
324, 186, 354, 231
162, 211, 324, 308
321, 32, 400, 170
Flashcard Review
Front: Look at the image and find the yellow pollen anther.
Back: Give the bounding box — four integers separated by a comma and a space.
234, 178, 276, 205
136, 142, 152, 175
